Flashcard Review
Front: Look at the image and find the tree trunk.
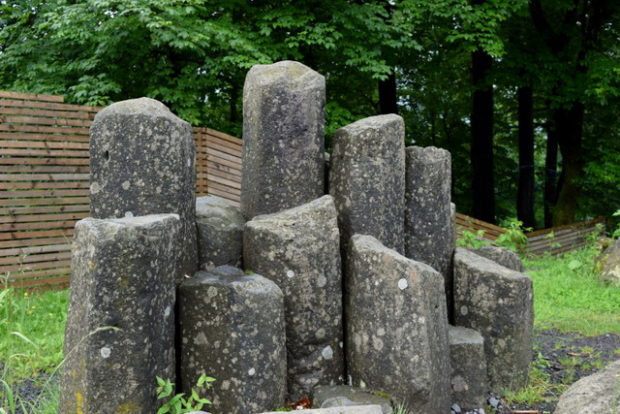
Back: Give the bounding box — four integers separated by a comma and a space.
552, 102, 585, 225
378, 73, 398, 114
544, 118, 558, 228
517, 86, 536, 228
471, 48, 495, 224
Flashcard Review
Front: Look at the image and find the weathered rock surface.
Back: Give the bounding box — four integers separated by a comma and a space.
260, 407, 383, 414
329, 115, 405, 254
555, 359, 620, 414
313, 385, 393, 414
597, 237, 620, 284
90, 97, 197, 277
405, 145, 454, 288
346, 234, 450, 414
61, 214, 180, 414
195, 195, 245, 269
448, 325, 488, 410
468, 245, 524, 272
244, 195, 344, 399
178, 266, 286, 414
453, 248, 533, 391
241, 60, 325, 219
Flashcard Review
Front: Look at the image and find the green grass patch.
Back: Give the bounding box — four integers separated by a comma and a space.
524, 245, 620, 336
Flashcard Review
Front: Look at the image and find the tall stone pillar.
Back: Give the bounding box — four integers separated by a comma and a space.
89, 97, 197, 277
244, 195, 344, 399
60, 214, 180, 414
329, 115, 405, 254
241, 60, 326, 219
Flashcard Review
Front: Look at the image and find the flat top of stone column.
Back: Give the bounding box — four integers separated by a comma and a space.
196, 195, 243, 220
183, 267, 280, 295
455, 247, 530, 282
332, 114, 404, 159
77, 213, 180, 231
406, 145, 451, 164
246, 195, 336, 228
93, 97, 188, 125
351, 233, 437, 273
448, 325, 484, 345
245, 60, 325, 91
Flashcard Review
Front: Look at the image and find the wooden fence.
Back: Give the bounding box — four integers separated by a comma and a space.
1, 92, 241, 290
0, 91, 606, 289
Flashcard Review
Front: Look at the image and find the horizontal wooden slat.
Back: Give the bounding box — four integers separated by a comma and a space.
0, 204, 88, 216
0, 91, 64, 103
9, 275, 70, 289
0, 197, 89, 207
0, 173, 89, 181
527, 217, 605, 238
0, 236, 73, 249
0, 259, 71, 273
0, 132, 89, 142
0, 220, 78, 232
0, 157, 89, 165
0, 251, 71, 266
203, 128, 243, 145
0, 148, 89, 157
6, 267, 71, 281
206, 153, 242, 170
206, 180, 241, 196
0, 243, 71, 257
0, 228, 74, 241
0, 123, 89, 135
207, 187, 241, 203
0, 212, 88, 224
0, 140, 89, 150
0, 106, 92, 120
207, 147, 242, 165
205, 173, 242, 190
0, 181, 89, 190
0, 189, 89, 198
0, 115, 91, 127
0, 165, 89, 173
0, 98, 98, 113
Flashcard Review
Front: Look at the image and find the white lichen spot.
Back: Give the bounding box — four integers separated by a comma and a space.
100, 347, 111, 359
317, 274, 327, 288
398, 278, 408, 290
163, 306, 171, 318
121, 180, 131, 190
221, 380, 231, 390
125, 211, 134, 218
248, 368, 256, 376
359, 379, 367, 389
460, 305, 468, 316
321, 346, 334, 360
90, 182, 100, 194
339, 341, 343, 348
377, 327, 386, 336
315, 328, 326, 339
187, 158, 191, 167
286, 270, 295, 278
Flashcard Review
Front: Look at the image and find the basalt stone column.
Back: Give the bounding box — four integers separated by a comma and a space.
329, 115, 405, 254
60, 214, 180, 414
196, 195, 245, 269
346, 234, 450, 414
453, 248, 533, 391
448, 325, 488, 410
405, 146, 454, 308
178, 266, 286, 414
90, 98, 197, 277
468, 245, 524, 272
244, 195, 344, 399
241, 60, 325, 219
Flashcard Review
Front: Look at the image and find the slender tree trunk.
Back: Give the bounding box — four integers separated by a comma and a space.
229, 82, 239, 124
544, 118, 558, 228
471, 48, 495, 224
378, 73, 398, 114
552, 102, 585, 225
517, 86, 536, 228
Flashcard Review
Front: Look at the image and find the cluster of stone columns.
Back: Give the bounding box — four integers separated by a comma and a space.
61, 60, 533, 414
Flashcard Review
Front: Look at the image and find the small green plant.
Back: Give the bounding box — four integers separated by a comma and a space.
456, 229, 490, 249
156, 373, 215, 414
502, 366, 567, 406
392, 401, 411, 414
612, 209, 620, 238
495, 218, 530, 252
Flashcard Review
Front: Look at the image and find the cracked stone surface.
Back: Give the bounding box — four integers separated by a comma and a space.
60, 214, 180, 414
241, 60, 325, 219
453, 248, 533, 391
329, 115, 405, 255
345, 234, 450, 414
244, 195, 344, 400
178, 266, 286, 414
89, 97, 197, 277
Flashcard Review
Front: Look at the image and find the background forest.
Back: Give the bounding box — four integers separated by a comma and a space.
1, 0, 619, 228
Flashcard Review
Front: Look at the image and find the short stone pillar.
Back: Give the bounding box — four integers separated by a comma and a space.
468, 245, 524, 272
448, 325, 488, 410
196, 195, 245, 269
60, 214, 180, 414
346, 234, 450, 414
89, 98, 197, 277
244, 195, 344, 399
241, 60, 326, 219
453, 248, 533, 390
329, 115, 405, 254
404, 146, 454, 315
178, 266, 286, 414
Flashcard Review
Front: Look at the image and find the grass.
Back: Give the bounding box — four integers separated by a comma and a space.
1, 287, 68, 413
524, 244, 620, 336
